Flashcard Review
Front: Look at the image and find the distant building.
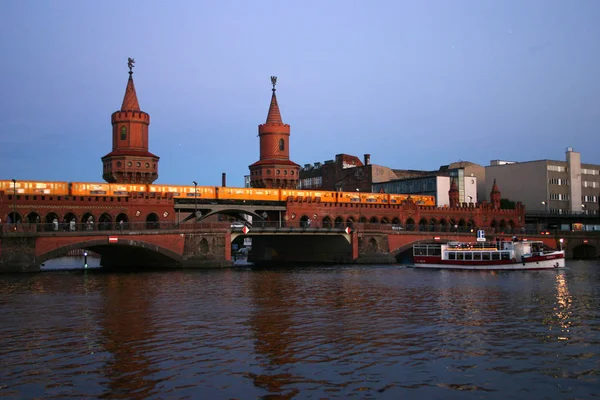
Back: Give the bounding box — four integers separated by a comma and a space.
372, 172, 477, 207
486, 147, 600, 215
299, 153, 485, 206
299, 154, 401, 192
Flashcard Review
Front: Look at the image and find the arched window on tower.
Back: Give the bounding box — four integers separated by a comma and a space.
120, 126, 127, 140
279, 139, 285, 151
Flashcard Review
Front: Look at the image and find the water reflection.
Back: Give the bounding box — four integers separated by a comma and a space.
553, 272, 572, 341
0, 263, 599, 399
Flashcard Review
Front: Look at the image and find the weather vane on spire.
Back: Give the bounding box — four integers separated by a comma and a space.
128, 57, 135, 74
270, 76, 277, 91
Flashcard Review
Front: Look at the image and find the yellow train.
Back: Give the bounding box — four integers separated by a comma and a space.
0, 180, 436, 206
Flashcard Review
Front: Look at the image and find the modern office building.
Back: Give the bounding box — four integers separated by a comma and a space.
486, 148, 600, 215
372, 174, 477, 207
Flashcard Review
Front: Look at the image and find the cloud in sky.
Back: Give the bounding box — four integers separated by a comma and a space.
0, 0, 599, 186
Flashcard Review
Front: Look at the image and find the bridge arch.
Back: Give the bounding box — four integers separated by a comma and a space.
7, 211, 22, 224
572, 244, 597, 259
429, 218, 437, 231
37, 239, 183, 267
27, 212, 41, 224
146, 212, 159, 229
322, 216, 332, 228
99, 213, 112, 230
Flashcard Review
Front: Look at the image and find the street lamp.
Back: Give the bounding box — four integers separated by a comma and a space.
11, 179, 16, 229
192, 181, 198, 220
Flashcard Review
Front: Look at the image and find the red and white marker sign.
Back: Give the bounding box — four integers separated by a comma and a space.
108, 236, 119, 243
345, 227, 351, 234
242, 226, 250, 234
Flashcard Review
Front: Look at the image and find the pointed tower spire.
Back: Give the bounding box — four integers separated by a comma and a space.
490, 179, 501, 208
265, 76, 282, 124
121, 57, 140, 111
102, 58, 159, 184
449, 177, 460, 207
249, 76, 300, 189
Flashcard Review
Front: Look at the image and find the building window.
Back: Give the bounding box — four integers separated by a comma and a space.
547, 165, 566, 172
279, 139, 284, 151
120, 126, 127, 140
582, 168, 599, 175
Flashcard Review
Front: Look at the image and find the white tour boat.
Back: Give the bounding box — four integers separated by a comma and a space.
413, 239, 565, 270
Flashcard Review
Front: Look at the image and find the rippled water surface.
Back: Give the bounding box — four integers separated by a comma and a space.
1, 261, 599, 399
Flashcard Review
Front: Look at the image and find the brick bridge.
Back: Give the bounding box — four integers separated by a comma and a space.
0, 223, 597, 272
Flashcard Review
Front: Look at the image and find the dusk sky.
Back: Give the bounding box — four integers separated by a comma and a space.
1, 1, 599, 187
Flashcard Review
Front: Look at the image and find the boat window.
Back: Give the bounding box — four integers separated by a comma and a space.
430, 247, 441, 256
492, 253, 500, 260
457, 253, 464, 260
448, 252, 456, 260
473, 252, 481, 260
464, 253, 473, 260
501, 252, 511, 260
482, 252, 491, 260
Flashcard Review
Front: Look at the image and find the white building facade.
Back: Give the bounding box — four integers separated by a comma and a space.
486, 148, 599, 215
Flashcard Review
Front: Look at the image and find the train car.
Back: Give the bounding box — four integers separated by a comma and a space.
0, 180, 69, 196
336, 191, 361, 204
70, 182, 112, 196
317, 191, 339, 204
414, 195, 436, 206
149, 184, 217, 200
217, 187, 279, 203
110, 183, 148, 196
361, 192, 388, 204
389, 194, 409, 204
280, 189, 324, 202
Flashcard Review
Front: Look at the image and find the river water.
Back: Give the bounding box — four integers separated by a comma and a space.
1, 260, 599, 399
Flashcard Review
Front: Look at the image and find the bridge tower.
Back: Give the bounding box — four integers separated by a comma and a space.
449, 178, 459, 207
101, 58, 159, 184
249, 76, 300, 189
490, 179, 501, 208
